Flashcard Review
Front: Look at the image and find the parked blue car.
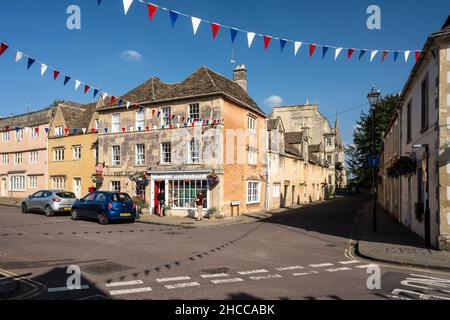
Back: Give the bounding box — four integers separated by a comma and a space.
71, 192, 137, 225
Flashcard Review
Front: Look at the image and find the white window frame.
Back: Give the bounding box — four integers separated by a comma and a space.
111, 181, 121, 192
248, 116, 256, 133
29, 176, 38, 189
136, 109, 145, 130
16, 129, 24, 141
14, 153, 23, 165
31, 128, 39, 138
135, 144, 145, 166
273, 183, 281, 198
247, 181, 261, 204
55, 126, 64, 137
52, 177, 66, 190
161, 142, 171, 164
189, 103, 200, 121
189, 139, 200, 164
112, 145, 121, 166
1, 154, 9, 165
248, 149, 257, 165
29, 151, 39, 164
9, 175, 25, 192
112, 113, 120, 133
326, 137, 332, 146
54, 148, 65, 161
73, 145, 82, 160
162, 107, 171, 127
2, 131, 10, 142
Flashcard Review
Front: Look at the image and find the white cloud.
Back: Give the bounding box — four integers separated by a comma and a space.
264, 95, 284, 108
120, 50, 142, 62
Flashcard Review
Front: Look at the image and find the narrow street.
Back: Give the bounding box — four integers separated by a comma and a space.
1, 196, 449, 300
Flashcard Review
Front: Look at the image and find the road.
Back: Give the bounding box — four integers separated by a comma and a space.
1, 196, 450, 300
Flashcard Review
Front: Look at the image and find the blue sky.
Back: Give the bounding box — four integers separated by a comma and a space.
0, 0, 448, 144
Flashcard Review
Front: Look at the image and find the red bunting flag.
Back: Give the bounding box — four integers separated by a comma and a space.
147, 3, 158, 21
264, 36, 272, 51
146, 126, 150, 131
122, 127, 126, 133
110, 96, 116, 105
91, 128, 96, 134
152, 109, 156, 117
84, 84, 90, 94
34, 127, 39, 133
347, 48, 355, 59
53, 70, 60, 80
64, 128, 69, 134
415, 50, 420, 62
309, 44, 316, 57
381, 50, 389, 62
211, 23, 220, 39
169, 124, 173, 129
0, 43, 9, 56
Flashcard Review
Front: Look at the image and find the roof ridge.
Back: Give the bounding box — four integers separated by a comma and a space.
202, 66, 221, 92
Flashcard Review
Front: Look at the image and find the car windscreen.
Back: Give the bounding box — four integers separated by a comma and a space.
110, 193, 132, 203
56, 192, 76, 199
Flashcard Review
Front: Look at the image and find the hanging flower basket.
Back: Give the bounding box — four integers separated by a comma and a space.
129, 172, 150, 186
91, 173, 104, 189
207, 170, 219, 187
386, 156, 416, 178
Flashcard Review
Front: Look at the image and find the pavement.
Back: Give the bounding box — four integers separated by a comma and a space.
0, 197, 22, 208
355, 199, 450, 271
1, 196, 450, 300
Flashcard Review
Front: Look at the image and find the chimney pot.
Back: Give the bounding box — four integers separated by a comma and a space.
233, 64, 247, 92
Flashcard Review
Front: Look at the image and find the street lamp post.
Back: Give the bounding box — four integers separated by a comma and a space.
412, 144, 431, 247
367, 86, 381, 233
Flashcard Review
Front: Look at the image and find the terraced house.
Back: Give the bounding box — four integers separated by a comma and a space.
95, 65, 268, 217
0, 107, 55, 198
47, 102, 99, 198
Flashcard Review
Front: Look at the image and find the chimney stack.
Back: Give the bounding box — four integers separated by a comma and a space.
233, 64, 247, 92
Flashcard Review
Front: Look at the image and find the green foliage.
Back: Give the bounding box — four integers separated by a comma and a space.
346, 94, 400, 189
132, 196, 149, 210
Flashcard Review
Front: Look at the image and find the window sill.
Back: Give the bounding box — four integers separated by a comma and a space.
246, 201, 260, 205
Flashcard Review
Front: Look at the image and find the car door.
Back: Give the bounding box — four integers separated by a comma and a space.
28, 191, 43, 210
79, 193, 96, 218
38, 191, 53, 212
91, 193, 107, 219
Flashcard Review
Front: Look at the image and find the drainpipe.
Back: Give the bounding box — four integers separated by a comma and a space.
264, 119, 270, 211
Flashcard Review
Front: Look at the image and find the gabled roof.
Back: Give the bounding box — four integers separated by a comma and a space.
308, 144, 322, 153
285, 132, 306, 144
98, 66, 265, 117
0, 107, 55, 129
57, 102, 97, 133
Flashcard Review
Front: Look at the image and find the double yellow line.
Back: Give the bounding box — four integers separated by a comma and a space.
0, 267, 46, 300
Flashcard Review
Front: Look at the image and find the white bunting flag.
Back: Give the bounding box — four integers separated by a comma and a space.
153, 125, 157, 131
24, 127, 30, 133
294, 42, 302, 56
15, 51, 24, 63
123, 0, 133, 15
177, 124, 180, 129
370, 50, 378, 62
192, 17, 201, 35
75, 80, 81, 91
335, 47, 343, 60
404, 51, 410, 63
101, 92, 108, 102
40, 64, 48, 76
129, 127, 134, 133
126, 102, 131, 109
247, 32, 256, 48
82, 128, 87, 134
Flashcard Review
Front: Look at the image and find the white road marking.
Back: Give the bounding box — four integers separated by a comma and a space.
105, 280, 144, 287
201, 273, 229, 279
48, 285, 89, 293
275, 266, 303, 271
355, 264, 379, 269
325, 267, 352, 272
250, 274, 282, 281
211, 278, 244, 284
109, 287, 153, 296
309, 263, 334, 268
338, 260, 359, 265
164, 282, 200, 289
156, 276, 191, 283
293, 271, 319, 276
238, 269, 268, 275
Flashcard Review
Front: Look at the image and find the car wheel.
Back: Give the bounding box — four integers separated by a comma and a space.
21, 203, 28, 214
71, 209, 80, 221
129, 219, 136, 224
98, 213, 109, 225
45, 206, 54, 217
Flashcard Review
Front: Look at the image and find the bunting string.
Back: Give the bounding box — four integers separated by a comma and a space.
0, 41, 224, 134
111, 0, 421, 63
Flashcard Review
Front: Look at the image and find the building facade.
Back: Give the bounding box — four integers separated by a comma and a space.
267, 117, 328, 210
379, 19, 450, 250
0, 108, 55, 199
270, 104, 347, 194
47, 103, 99, 198
96, 65, 267, 217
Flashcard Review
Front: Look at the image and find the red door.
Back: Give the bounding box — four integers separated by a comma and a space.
154, 181, 160, 214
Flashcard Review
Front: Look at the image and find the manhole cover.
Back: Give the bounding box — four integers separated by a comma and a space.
201, 267, 229, 274
82, 262, 134, 275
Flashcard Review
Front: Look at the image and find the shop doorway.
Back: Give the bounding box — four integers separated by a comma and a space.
154, 181, 165, 215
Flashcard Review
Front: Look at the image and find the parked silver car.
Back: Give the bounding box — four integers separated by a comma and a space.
21, 190, 78, 217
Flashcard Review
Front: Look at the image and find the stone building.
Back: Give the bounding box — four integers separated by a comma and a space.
379, 17, 450, 250
270, 103, 347, 194
267, 117, 328, 210
0, 107, 55, 198
95, 65, 267, 217
47, 102, 99, 198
